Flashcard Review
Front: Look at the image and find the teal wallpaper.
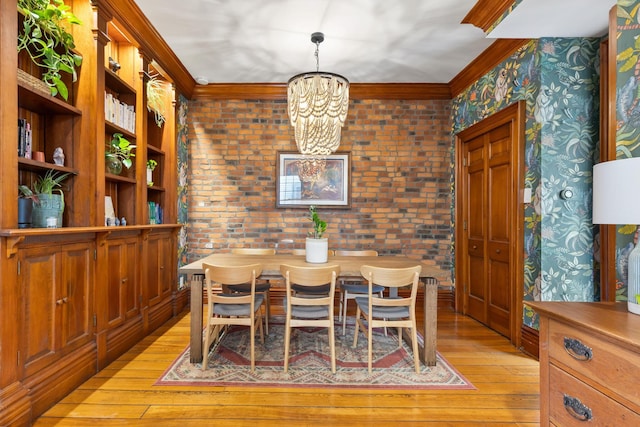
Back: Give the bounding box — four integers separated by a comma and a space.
615, 1, 640, 300
177, 94, 189, 289
452, 38, 601, 327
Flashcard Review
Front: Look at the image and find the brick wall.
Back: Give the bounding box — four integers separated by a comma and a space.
187, 98, 453, 285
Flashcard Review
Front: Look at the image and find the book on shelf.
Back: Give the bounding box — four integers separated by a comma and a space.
148, 201, 163, 224
18, 119, 32, 158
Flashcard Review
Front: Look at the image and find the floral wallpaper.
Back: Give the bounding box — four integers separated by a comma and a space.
452, 37, 601, 328
177, 94, 189, 290
614, 1, 640, 299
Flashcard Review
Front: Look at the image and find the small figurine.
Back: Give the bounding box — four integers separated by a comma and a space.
114, 217, 120, 226
53, 147, 65, 166
120, 217, 127, 226
109, 57, 121, 73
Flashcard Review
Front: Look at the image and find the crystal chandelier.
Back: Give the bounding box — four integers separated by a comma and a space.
287, 32, 349, 156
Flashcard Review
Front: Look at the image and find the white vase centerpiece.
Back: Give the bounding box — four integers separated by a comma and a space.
147, 159, 157, 186
305, 205, 328, 263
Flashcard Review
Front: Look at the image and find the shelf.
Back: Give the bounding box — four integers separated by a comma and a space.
147, 145, 165, 155
18, 158, 78, 175
105, 121, 136, 140
146, 186, 166, 193
105, 67, 136, 95
18, 83, 82, 115
105, 173, 136, 184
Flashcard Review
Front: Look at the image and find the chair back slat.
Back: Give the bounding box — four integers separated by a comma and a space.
334, 250, 378, 257
231, 248, 276, 255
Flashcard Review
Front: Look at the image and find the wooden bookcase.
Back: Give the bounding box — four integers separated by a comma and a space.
0, 1, 185, 425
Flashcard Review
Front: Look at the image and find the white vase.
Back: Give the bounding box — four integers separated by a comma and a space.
305, 237, 328, 263
147, 168, 153, 186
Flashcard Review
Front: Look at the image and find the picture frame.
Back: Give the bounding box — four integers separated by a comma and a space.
276, 151, 351, 208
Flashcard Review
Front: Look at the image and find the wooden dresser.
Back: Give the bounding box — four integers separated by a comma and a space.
527, 302, 640, 426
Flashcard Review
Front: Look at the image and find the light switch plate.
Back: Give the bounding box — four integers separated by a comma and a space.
523, 188, 532, 203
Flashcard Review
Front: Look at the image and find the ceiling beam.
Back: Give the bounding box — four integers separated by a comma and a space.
462, 0, 517, 32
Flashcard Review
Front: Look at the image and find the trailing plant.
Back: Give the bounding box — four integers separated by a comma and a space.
106, 133, 136, 169
146, 75, 167, 127
17, 0, 83, 101
146, 159, 158, 171
308, 205, 327, 239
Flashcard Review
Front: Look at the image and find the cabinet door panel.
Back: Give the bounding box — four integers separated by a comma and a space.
123, 238, 140, 319
20, 246, 59, 376
147, 236, 161, 306
106, 243, 125, 327
61, 242, 94, 349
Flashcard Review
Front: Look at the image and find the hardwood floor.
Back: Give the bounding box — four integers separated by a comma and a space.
34, 304, 540, 426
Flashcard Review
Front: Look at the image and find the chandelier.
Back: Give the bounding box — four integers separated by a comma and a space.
287, 32, 349, 156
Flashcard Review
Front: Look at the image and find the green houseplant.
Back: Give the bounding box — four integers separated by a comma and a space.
306, 205, 328, 263
29, 170, 70, 228
17, 0, 83, 101
105, 133, 136, 174
146, 159, 157, 186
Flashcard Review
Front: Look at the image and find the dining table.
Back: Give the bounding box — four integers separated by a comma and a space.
179, 253, 447, 366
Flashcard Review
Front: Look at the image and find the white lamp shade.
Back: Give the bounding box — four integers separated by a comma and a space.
592, 157, 640, 225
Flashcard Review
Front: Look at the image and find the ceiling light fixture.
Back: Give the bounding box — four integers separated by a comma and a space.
287, 32, 349, 156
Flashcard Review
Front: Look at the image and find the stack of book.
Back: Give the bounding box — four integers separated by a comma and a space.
18, 119, 33, 159
104, 92, 136, 133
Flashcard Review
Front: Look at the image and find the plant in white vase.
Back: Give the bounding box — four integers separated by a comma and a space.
147, 159, 157, 186
306, 205, 328, 263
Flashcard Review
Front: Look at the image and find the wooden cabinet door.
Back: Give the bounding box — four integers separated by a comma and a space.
122, 237, 140, 320
20, 246, 59, 377
159, 234, 173, 300
106, 237, 140, 327
146, 235, 161, 307
60, 242, 94, 350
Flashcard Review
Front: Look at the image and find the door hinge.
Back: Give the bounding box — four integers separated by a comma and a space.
94, 249, 97, 260
17, 260, 21, 275
93, 314, 97, 327
463, 221, 467, 230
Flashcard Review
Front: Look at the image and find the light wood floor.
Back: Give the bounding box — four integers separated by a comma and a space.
34, 304, 540, 426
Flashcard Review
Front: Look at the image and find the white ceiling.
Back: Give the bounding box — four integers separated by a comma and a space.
133, 0, 611, 85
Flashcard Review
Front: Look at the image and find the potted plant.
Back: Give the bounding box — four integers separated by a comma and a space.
17, 0, 83, 101
18, 184, 38, 228
305, 205, 329, 263
105, 133, 136, 175
146, 159, 157, 186
30, 170, 70, 228
146, 75, 167, 127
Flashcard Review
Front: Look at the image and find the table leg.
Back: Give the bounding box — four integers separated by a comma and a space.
422, 278, 438, 366
189, 274, 204, 363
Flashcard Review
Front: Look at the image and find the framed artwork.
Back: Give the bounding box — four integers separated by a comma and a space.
276, 151, 351, 208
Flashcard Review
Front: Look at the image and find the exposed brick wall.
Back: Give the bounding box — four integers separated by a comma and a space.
187, 98, 453, 285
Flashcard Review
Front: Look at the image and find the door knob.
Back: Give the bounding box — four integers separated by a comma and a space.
496, 249, 501, 254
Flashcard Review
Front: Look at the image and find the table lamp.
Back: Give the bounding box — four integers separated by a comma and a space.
592, 157, 640, 315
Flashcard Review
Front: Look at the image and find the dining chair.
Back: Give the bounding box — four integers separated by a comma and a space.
229, 247, 275, 334
280, 263, 341, 373
202, 262, 265, 372
289, 249, 335, 295
352, 264, 422, 374
334, 249, 383, 335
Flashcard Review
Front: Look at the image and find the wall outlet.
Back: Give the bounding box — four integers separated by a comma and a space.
204, 243, 213, 249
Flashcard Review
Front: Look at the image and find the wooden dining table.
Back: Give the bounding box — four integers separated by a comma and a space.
179, 253, 446, 366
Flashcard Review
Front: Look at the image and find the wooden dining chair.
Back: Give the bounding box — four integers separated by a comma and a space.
334, 250, 383, 335
289, 249, 335, 295
280, 263, 341, 373
202, 262, 265, 371
229, 247, 275, 334
352, 264, 422, 374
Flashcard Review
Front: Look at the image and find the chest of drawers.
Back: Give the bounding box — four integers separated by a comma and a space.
527, 302, 640, 426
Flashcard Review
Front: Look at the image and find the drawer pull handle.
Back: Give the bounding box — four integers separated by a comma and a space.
563, 394, 592, 421
563, 337, 593, 361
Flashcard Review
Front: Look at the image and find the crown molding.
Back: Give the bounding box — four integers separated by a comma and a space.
462, 0, 517, 32
448, 38, 529, 98
193, 83, 451, 101
96, 0, 196, 97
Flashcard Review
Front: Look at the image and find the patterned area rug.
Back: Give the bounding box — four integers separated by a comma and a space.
156, 318, 474, 389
